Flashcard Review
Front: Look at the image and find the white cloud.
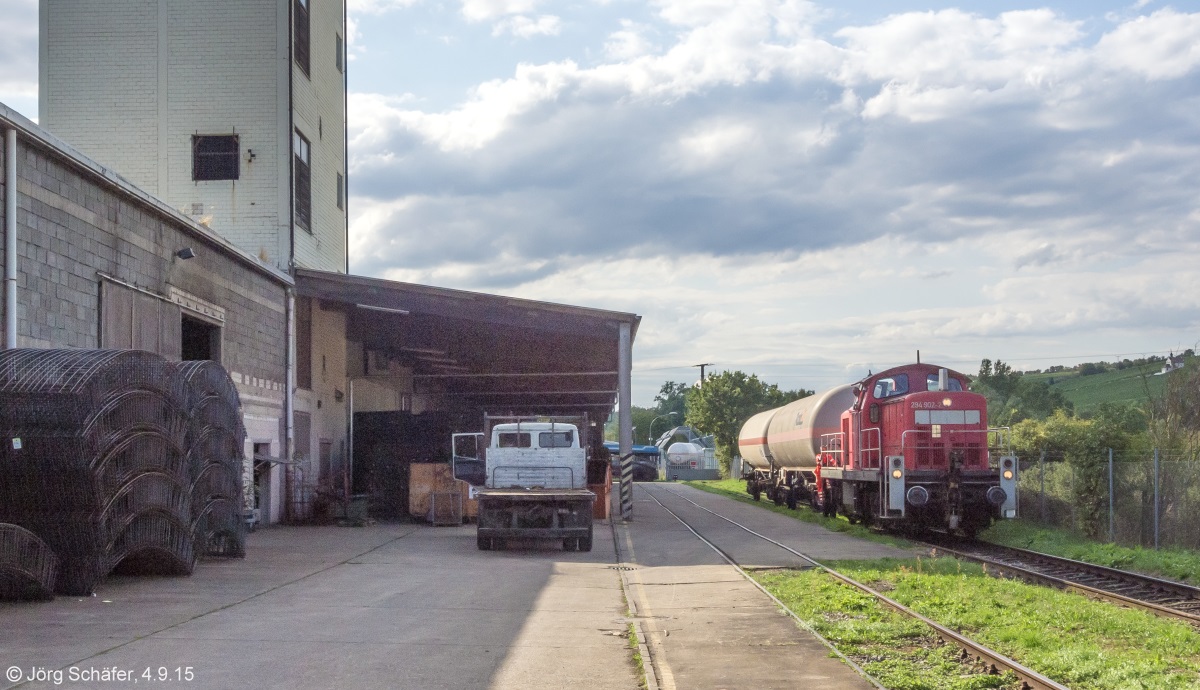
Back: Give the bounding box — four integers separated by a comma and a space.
337, 3, 1200, 400
1095, 9, 1200, 80
0, 0, 39, 117
492, 14, 562, 38
349, 0, 423, 13
461, 0, 542, 22
605, 19, 659, 61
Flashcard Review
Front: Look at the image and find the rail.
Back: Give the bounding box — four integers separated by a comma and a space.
649, 486, 1070, 690
922, 538, 1200, 627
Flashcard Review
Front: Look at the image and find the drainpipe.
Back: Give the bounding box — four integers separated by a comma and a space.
285, 287, 296, 522
5, 127, 16, 349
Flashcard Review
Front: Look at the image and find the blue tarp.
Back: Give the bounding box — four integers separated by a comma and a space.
603, 441, 660, 456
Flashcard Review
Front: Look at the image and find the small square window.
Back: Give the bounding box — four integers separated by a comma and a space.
336, 172, 344, 210
192, 135, 239, 181
336, 34, 344, 73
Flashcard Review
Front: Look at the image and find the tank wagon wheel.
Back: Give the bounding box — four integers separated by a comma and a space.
751, 483, 761, 501
785, 487, 798, 510
771, 488, 785, 507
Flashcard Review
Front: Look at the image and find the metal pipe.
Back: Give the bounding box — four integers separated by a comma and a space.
1153, 448, 1160, 550
1108, 448, 1114, 543
284, 288, 296, 524
5, 127, 16, 348
348, 376, 354, 497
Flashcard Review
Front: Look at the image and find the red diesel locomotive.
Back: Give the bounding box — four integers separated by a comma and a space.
737, 362, 1018, 535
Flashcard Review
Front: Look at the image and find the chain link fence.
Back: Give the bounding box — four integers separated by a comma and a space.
1016, 450, 1200, 550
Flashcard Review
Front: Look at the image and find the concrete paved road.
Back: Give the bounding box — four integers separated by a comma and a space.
2, 482, 920, 690
0, 524, 638, 690
615, 483, 914, 690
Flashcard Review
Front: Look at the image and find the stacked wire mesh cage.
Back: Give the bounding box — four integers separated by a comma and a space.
0, 350, 246, 600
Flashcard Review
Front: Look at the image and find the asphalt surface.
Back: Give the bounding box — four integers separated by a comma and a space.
1, 482, 917, 689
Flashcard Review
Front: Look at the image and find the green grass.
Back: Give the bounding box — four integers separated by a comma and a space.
627, 622, 647, 689
684, 479, 912, 549
756, 558, 1200, 689
982, 520, 1200, 585
1024, 361, 1167, 416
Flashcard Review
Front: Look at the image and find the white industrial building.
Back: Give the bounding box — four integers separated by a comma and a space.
39, 0, 348, 274
20, 0, 640, 529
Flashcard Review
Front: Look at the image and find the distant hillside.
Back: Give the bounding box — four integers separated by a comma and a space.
1021, 357, 1191, 416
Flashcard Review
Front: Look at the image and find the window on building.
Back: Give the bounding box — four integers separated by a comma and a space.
192, 134, 239, 181
294, 0, 311, 77
336, 172, 344, 210
293, 130, 311, 232
336, 33, 344, 73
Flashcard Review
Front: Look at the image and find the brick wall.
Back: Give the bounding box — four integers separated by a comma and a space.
2, 109, 292, 520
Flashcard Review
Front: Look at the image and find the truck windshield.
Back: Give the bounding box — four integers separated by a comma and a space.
497, 432, 532, 448
539, 431, 574, 448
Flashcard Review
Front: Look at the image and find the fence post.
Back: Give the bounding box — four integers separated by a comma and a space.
1039, 450, 1045, 523
1153, 448, 1160, 550
1108, 448, 1114, 543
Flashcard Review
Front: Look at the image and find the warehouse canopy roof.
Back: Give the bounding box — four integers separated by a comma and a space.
294, 269, 639, 418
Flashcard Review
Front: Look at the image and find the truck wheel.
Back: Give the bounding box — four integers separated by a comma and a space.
477, 534, 492, 550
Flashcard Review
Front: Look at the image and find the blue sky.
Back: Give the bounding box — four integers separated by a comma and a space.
3, 1, 1200, 405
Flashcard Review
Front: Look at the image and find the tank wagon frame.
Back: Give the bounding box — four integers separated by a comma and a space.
738, 363, 1018, 536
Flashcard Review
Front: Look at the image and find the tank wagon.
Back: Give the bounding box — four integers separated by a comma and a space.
737, 363, 1018, 535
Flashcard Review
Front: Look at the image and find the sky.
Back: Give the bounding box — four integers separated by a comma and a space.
3, 0, 1200, 406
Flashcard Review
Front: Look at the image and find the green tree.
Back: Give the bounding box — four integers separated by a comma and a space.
1010, 409, 1139, 538
653, 382, 689, 418
1147, 357, 1200, 458
975, 358, 1071, 426
684, 371, 812, 476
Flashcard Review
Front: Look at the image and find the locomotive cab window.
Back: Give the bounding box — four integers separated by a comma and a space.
926, 374, 963, 391
873, 374, 908, 399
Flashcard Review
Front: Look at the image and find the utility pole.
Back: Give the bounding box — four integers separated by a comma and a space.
693, 362, 714, 387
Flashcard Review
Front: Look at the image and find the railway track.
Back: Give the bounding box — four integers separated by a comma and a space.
647, 486, 1068, 690
921, 538, 1200, 626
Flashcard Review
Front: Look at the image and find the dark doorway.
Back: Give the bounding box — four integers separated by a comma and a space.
181, 314, 221, 361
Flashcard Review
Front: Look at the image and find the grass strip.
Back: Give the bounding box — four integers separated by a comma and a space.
755, 557, 1200, 690
981, 520, 1200, 585
684, 479, 912, 548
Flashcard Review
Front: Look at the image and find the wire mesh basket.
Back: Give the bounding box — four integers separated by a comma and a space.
0, 350, 247, 598
0, 523, 59, 601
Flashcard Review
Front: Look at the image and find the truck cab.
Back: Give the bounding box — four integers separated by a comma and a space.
464, 416, 596, 552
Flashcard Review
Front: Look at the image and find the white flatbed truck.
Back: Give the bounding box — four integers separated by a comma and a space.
455, 417, 595, 552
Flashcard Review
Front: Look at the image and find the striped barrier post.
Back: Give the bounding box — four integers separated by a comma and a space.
620, 453, 634, 520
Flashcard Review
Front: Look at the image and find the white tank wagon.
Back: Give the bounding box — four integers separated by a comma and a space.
737, 384, 854, 508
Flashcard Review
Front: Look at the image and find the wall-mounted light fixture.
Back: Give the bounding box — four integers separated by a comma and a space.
176, 247, 196, 260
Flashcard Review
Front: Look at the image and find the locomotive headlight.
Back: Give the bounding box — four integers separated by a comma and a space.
987, 486, 1007, 506
942, 398, 953, 407
1003, 469, 1014, 480
906, 486, 930, 506
891, 468, 902, 479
